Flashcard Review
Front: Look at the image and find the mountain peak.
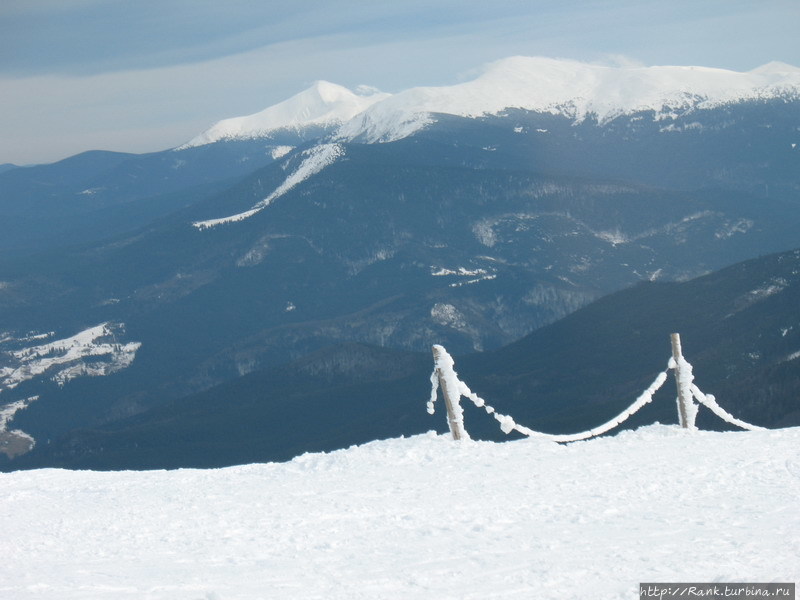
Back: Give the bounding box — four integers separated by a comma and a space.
180, 80, 389, 149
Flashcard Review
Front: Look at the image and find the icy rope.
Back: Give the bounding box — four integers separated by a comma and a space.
671, 349, 765, 431
689, 384, 767, 431
456, 369, 670, 442
429, 344, 768, 441
429, 344, 669, 442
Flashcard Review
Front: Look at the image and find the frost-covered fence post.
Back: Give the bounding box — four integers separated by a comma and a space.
432, 345, 467, 440
670, 333, 697, 430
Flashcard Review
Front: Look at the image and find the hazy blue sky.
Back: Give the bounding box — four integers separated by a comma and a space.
1, 0, 798, 165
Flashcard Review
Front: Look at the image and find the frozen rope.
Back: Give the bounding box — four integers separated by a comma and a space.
452, 363, 670, 443
534, 369, 670, 442
690, 384, 767, 431
429, 342, 770, 443
669, 350, 764, 431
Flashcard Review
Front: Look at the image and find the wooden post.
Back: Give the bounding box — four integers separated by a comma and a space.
670, 333, 691, 429
432, 345, 465, 440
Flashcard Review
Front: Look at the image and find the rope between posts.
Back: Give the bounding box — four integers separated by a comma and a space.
690, 383, 767, 431
451, 366, 670, 442
429, 343, 672, 442
429, 339, 769, 442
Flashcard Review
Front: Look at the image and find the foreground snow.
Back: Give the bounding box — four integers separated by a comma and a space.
2, 426, 798, 599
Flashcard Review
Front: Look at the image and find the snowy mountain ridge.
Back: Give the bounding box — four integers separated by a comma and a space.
2, 426, 798, 599
339, 57, 800, 143
183, 56, 800, 148
180, 81, 389, 148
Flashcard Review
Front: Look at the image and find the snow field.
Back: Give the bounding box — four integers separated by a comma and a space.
1, 425, 798, 599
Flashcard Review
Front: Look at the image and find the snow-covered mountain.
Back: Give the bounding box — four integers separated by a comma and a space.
181, 80, 389, 148
184, 57, 800, 149
338, 57, 800, 142
2, 427, 798, 599
187, 56, 800, 230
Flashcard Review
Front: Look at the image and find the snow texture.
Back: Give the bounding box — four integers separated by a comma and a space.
1, 427, 798, 600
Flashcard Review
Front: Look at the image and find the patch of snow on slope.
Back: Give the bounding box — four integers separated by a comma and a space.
0, 322, 141, 391
337, 57, 800, 143
715, 218, 754, 239
0, 427, 797, 599
430, 303, 467, 328
449, 274, 497, 288
0, 396, 38, 430
432, 266, 499, 287
193, 143, 344, 229
729, 277, 790, 316
0, 396, 38, 457
270, 145, 294, 159
431, 266, 489, 277
180, 81, 389, 148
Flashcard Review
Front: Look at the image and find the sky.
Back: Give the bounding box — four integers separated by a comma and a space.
1, 0, 798, 166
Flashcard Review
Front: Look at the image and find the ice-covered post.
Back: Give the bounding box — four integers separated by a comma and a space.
431, 345, 467, 440
670, 333, 696, 430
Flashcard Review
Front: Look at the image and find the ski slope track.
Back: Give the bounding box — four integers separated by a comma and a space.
2, 426, 798, 599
